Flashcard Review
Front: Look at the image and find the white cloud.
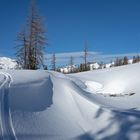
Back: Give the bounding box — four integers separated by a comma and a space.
45, 51, 139, 67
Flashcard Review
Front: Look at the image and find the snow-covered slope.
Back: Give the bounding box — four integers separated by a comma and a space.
0, 57, 17, 69
0, 63, 140, 140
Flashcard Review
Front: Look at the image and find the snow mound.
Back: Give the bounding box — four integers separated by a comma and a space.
0, 63, 140, 140
84, 81, 103, 92
6, 70, 53, 111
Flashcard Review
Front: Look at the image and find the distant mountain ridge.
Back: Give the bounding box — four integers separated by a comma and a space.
0, 57, 17, 70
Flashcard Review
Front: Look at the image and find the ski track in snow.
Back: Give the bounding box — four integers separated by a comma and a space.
0, 72, 17, 140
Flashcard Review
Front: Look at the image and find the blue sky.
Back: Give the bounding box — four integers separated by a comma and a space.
0, 0, 140, 58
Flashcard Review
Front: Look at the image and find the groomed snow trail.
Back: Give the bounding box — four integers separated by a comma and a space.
0, 72, 17, 140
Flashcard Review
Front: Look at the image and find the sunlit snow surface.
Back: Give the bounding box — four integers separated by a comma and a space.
0, 63, 140, 140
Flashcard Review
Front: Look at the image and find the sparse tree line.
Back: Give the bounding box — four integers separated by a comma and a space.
55, 54, 140, 74
15, 1, 140, 72
113, 55, 140, 67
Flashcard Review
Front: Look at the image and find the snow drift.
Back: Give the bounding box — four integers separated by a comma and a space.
0, 63, 140, 140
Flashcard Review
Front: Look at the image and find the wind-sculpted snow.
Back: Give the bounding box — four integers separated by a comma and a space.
0, 72, 17, 140
0, 63, 140, 140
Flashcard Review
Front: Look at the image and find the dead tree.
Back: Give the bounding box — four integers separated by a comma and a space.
83, 41, 88, 71
51, 53, 56, 71
69, 56, 74, 73
15, 28, 29, 69
15, 0, 47, 70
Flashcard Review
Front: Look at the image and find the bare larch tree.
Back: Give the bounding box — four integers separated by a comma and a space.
15, 0, 47, 70
83, 41, 88, 71
15, 28, 29, 69
27, 0, 47, 69
69, 56, 74, 73
51, 53, 56, 71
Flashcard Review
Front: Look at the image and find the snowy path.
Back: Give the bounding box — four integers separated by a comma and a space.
0, 72, 17, 140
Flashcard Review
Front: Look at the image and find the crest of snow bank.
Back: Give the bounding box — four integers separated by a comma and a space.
6, 70, 53, 111
0, 57, 17, 70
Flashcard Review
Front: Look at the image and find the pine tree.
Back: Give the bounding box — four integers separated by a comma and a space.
51, 53, 56, 71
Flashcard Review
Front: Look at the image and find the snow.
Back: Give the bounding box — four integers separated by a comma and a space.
128, 59, 133, 64
0, 63, 140, 139
60, 65, 77, 73
0, 57, 17, 70
84, 81, 103, 93
90, 62, 100, 70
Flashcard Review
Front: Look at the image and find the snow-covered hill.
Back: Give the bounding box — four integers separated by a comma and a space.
0, 57, 18, 70
0, 63, 140, 140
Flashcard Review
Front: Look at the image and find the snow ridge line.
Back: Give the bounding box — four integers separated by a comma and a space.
0, 72, 17, 140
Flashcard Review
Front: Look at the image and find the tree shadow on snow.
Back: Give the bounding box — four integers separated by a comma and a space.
75, 133, 94, 140
97, 110, 140, 140
75, 108, 140, 140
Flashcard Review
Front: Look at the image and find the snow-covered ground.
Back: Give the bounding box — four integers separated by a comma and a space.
0, 57, 18, 69
0, 63, 140, 140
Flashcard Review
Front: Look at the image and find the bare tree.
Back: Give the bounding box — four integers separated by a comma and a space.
69, 56, 74, 73
15, 28, 29, 69
27, 0, 47, 69
123, 56, 128, 65
51, 53, 56, 71
83, 41, 88, 71
15, 0, 47, 70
